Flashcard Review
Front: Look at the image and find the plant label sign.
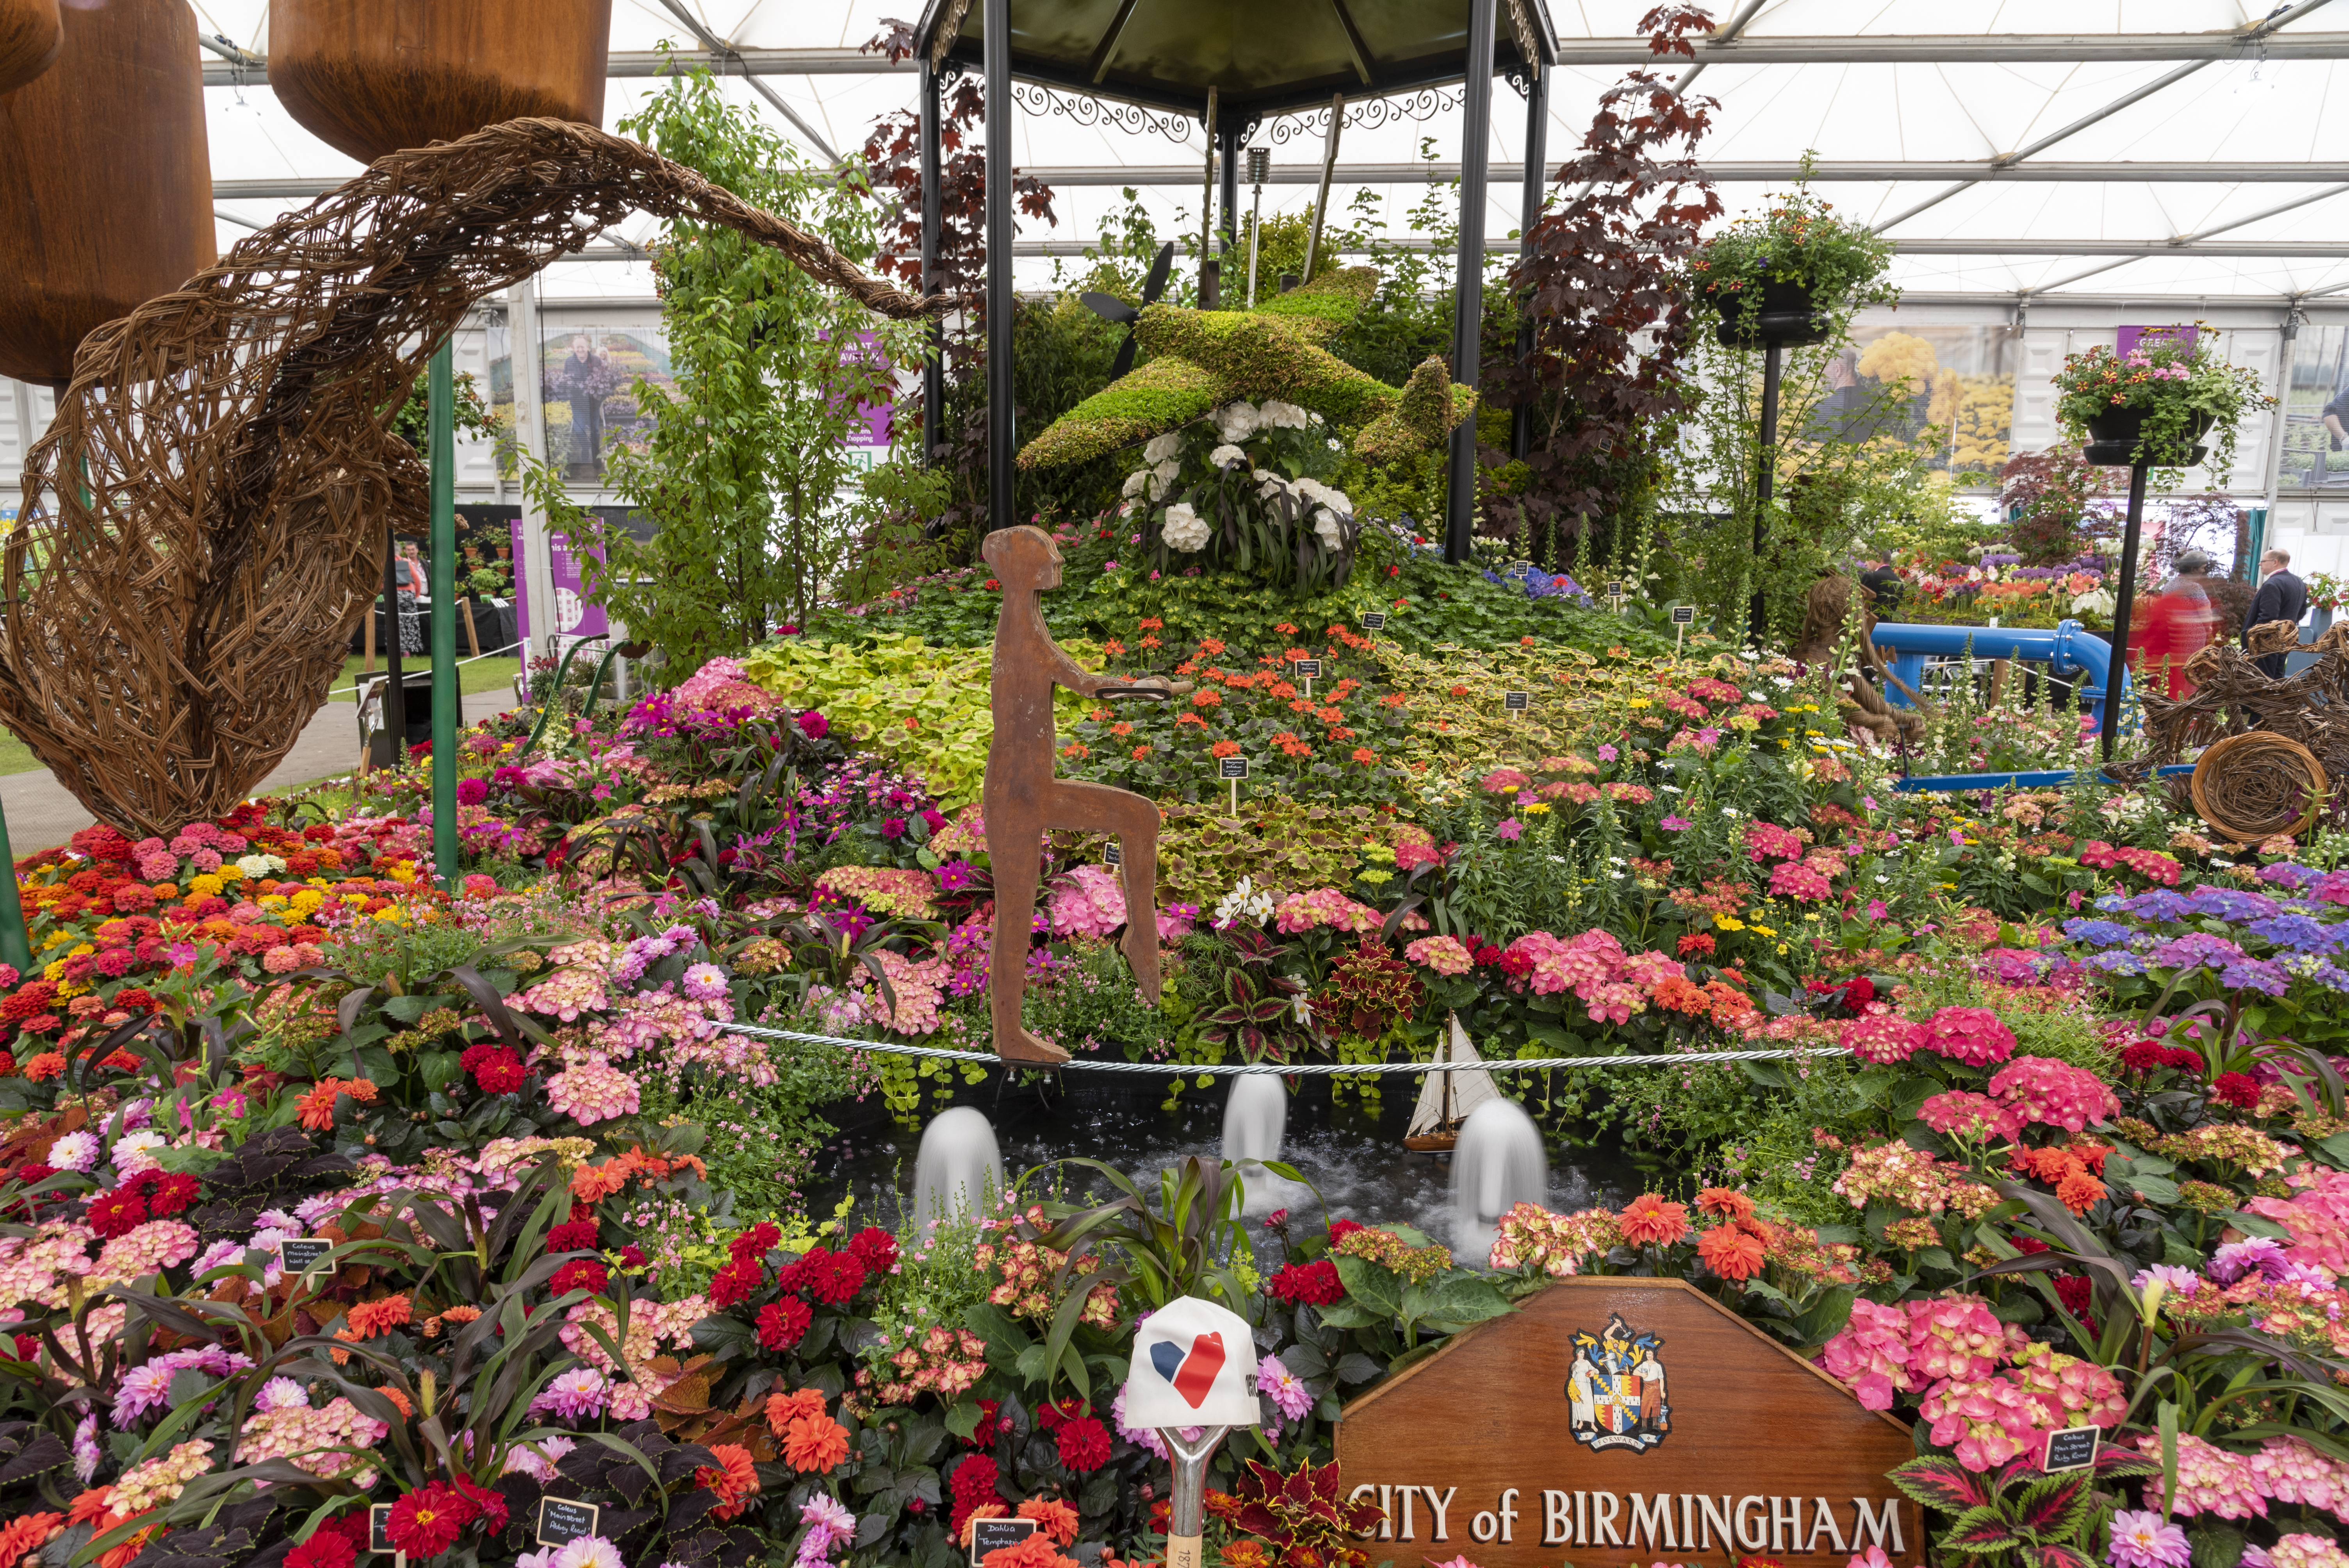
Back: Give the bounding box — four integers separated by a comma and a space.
1503, 691, 1530, 713
1103, 840, 1123, 867
278, 1238, 336, 1280
1218, 756, 1250, 779
2043, 1427, 2099, 1472
1293, 658, 1322, 681
1360, 612, 1388, 633
969, 1516, 1041, 1566
1508, 561, 1533, 580
370, 1504, 397, 1554
1670, 606, 1697, 625
1334, 1279, 1922, 1568
536, 1498, 602, 1548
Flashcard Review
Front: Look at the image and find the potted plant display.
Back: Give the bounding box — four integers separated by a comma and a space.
1688, 157, 1898, 346
2053, 324, 2274, 472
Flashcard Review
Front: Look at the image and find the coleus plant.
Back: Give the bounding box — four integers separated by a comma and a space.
1889, 1445, 2159, 1568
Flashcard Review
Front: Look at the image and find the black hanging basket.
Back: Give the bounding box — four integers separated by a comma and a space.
2083, 405, 2215, 468
1711, 277, 1834, 348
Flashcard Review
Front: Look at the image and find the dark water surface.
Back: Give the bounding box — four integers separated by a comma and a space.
804, 1066, 1630, 1254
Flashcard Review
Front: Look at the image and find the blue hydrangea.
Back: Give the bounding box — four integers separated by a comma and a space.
2147, 932, 2247, 972
2245, 914, 2345, 955
2258, 862, 2322, 891
2185, 886, 2281, 923
2085, 950, 2149, 976
2218, 956, 2293, 996
2117, 890, 2193, 923
2060, 918, 2136, 949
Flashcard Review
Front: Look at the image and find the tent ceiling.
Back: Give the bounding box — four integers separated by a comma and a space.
183, 0, 2349, 304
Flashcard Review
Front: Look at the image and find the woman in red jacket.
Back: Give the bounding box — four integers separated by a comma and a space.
2128, 550, 2220, 700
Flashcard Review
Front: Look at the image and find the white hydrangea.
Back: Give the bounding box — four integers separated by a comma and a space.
1121, 469, 1149, 499
236, 853, 286, 878
1258, 400, 1311, 429
1213, 401, 1261, 444
1292, 476, 1332, 508
1312, 508, 1343, 548
1143, 431, 1184, 463
1209, 444, 1248, 468
1161, 502, 1211, 552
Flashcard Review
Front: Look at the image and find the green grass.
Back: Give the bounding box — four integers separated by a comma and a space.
0, 655, 526, 777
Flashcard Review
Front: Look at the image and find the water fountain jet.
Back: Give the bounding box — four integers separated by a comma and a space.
1451, 1098, 1546, 1265
1221, 1073, 1305, 1215
911, 1105, 1005, 1229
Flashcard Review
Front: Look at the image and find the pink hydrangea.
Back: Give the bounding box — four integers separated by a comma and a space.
2274, 1536, 2349, 1568
89, 1220, 200, 1283
1987, 1055, 2120, 1133
2138, 1432, 2268, 1520
1818, 1298, 1917, 1409
1744, 820, 1807, 862
1908, 1295, 2026, 1384
1841, 1014, 1927, 1065
1479, 767, 1531, 793
2242, 1169, 2349, 1278
2249, 1436, 2349, 1516
545, 1059, 641, 1126
1272, 887, 1384, 935
1404, 934, 1473, 976
868, 950, 948, 1037
1768, 861, 1833, 901
1918, 1091, 2023, 1144
1916, 1006, 2018, 1067
1048, 864, 1130, 939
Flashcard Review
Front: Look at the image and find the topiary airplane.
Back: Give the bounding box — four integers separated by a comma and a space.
1016, 265, 1475, 470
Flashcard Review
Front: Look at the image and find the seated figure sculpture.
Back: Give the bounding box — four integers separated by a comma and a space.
981, 525, 1187, 1063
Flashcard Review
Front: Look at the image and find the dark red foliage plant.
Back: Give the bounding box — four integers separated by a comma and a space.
1487, 5, 1723, 563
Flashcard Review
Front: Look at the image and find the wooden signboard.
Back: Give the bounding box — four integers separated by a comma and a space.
1334, 1279, 1921, 1568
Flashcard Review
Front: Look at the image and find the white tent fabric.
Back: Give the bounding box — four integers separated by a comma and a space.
185, 0, 2349, 305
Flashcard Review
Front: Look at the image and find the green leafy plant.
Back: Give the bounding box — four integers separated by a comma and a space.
1889, 1447, 2156, 1568
1688, 153, 1897, 313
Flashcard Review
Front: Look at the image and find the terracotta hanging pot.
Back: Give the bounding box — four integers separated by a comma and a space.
268, 0, 613, 165
0, 0, 60, 94
0, 0, 214, 389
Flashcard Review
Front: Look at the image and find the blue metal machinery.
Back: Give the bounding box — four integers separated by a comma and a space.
1864, 620, 2184, 793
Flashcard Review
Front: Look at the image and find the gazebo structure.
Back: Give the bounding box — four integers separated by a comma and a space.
911, 0, 1561, 563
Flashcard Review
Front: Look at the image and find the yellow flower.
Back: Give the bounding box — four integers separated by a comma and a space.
371, 906, 407, 924
215, 862, 243, 883
1523, 802, 1551, 815
342, 893, 370, 907
187, 874, 224, 900
385, 861, 419, 886
1626, 698, 1651, 708
41, 959, 66, 982
67, 943, 94, 959
1749, 923, 1777, 937
1713, 913, 1746, 932
292, 890, 325, 913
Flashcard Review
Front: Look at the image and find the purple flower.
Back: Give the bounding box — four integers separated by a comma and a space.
166, 942, 200, 966
2130, 1264, 2202, 1297
531, 1367, 611, 1421
797, 710, 829, 740
2061, 919, 2135, 949
2207, 1237, 2291, 1286
1659, 815, 1692, 830
2106, 1509, 2191, 1568
681, 963, 729, 1002
1496, 819, 1524, 841
456, 777, 489, 806
936, 859, 980, 893
1597, 744, 1618, 761
493, 765, 527, 789
880, 816, 907, 841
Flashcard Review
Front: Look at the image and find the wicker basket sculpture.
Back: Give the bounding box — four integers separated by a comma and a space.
0, 118, 935, 837
2189, 732, 2330, 844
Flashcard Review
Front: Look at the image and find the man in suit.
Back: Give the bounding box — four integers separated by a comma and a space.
2242, 547, 2309, 679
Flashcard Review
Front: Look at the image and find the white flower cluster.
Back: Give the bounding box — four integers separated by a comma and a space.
1258, 471, 1356, 549
1214, 875, 1274, 926
1162, 501, 1211, 552
1119, 401, 1348, 554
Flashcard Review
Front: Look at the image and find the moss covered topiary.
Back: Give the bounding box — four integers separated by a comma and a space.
1017, 264, 1473, 471
1012, 356, 1222, 469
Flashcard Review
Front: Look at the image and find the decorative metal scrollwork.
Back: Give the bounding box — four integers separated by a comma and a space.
1501, 61, 1535, 102
1006, 81, 1197, 143
1262, 86, 1463, 146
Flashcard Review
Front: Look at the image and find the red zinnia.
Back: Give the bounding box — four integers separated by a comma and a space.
731, 1221, 782, 1262
85, 1187, 148, 1239
846, 1225, 898, 1274
809, 1250, 866, 1305
708, 1256, 762, 1308
758, 1296, 812, 1350
283, 1532, 358, 1568
546, 1220, 600, 1253
1265, 1260, 1343, 1307
549, 1258, 609, 1297
2210, 1072, 2261, 1110
386, 1482, 467, 1557
1054, 1415, 1112, 1473
144, 1171, 200, 1216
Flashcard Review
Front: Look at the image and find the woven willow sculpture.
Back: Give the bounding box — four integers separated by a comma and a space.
1, 118, 932, 837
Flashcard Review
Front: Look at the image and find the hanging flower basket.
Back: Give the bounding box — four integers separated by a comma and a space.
1707, 276, 1832, 348
2054, 326, 2271, 474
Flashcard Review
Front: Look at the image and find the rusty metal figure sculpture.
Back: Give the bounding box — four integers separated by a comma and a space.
0, 117, 934, 837
980, 525, 1188, 1064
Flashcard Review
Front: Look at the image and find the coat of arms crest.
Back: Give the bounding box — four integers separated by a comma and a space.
1565, 1312, 1670, 1452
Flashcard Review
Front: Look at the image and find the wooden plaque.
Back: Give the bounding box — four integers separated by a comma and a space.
1333, 1279, 1921, 1568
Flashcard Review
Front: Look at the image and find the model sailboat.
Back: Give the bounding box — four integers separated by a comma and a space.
1404, 1012, 1502, 1153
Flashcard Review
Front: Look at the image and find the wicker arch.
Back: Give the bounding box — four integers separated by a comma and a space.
0, 117, 933, 837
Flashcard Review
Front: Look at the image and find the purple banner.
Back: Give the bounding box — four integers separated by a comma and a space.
2117, 324, 2197, 358
511, 518, 609, 650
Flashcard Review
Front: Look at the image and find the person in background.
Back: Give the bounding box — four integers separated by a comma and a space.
2242, 546, 2308, 679
2128, 549, 2220, 700
394, 540, 425, 656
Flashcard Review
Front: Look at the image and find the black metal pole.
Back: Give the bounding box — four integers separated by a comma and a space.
1749, 340, 1783, 646
984, 0, 1014, 531
1510, 64, 1548, 464
1444, 0, 1496, 565
920, 59, 945, 466
1218, 121, 1240, 261
2100, 461, 2151, 762
383, 522, 406, 761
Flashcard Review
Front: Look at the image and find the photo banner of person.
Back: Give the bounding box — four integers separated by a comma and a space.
1823, 324, 2021, 477
539, 325, 678, 484
2281, 323, 2349, 490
